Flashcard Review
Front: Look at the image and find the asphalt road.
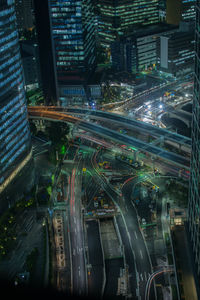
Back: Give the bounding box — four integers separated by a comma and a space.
28, 113, 190, 174
75, 121, 190, 169
91, 149, 154, 300
86, 219, 104, 298
67, 160, 87, 297
122, 180, 154, 300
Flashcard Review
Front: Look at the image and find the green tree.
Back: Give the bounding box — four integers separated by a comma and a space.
46, 122, 70, 145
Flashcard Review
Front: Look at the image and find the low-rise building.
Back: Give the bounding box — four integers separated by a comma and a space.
111, 23, 177, 74
157, 22, 195, 77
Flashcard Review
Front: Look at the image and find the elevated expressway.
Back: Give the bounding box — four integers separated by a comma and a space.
28, 106, 190, 171
166, 109, 192, 128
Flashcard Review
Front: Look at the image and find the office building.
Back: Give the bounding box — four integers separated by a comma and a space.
166, 0, 196, 25
157, 22, 195, 77
15, 0, 34, 36
159, 0, 167, 22
34, 0, 96, 106
97, 0, 159, 48
188, 0, 200, 278
111, 23, 177, 74
20, 40, 42, 89
0, 0, 32, 209
33, 0, 58, 105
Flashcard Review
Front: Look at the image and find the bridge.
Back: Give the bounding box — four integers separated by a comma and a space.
28, 106, 191, 147
28, 106, 190, 170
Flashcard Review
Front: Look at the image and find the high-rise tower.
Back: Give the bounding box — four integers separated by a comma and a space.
15, 0, 34, 36
34, 0, 96, 106
49, 0, 96, 85
188, 0, 200, 277
97, 0, 159, 48
0, 0, 32, 207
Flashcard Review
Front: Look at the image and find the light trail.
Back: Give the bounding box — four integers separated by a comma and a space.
72, 168, 76, 213
77, 134, 112, 149
145, 268, 174, 300
121, 175, 138, 190
70, 169, 75, 215
65, 175, 70, 203
73, 145, 80, 162
28, 107, 191, 171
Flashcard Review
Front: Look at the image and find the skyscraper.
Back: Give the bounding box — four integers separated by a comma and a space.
188, 0, 200, 277
0, 0, 32, 207
34, 0, 96, 106
34, 0, 58, 105
15, 0, 34, 36
97, 0, 159, 48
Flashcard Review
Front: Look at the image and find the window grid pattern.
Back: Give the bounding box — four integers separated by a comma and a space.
188, 1, 200, 276
97, 0, 159, 47
49, 0, 96, 84
0, 1, 31, 186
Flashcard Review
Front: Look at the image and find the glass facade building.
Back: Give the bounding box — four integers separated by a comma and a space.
34, 0, 96, 105
157, 29, 195, 77
188, 0, 200, 276
182, 0, 196, 21
0, 0, 32, 196
49, 0, 96, 103
97, 0, 159, 48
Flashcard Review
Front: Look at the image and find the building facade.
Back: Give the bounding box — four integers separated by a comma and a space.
157, 24, 195, 77
34, 0, 58, 105
20, 40, 42, 89
158, 0, 167, 22
15, 0, 34, 36
34, 0, 96, 106
188, 0, 200, 277
50, 0, 96, 105
111, 23, 177, 74
97, 0, 159, 48
181, 0, 196, 21
0, 0, 32, 204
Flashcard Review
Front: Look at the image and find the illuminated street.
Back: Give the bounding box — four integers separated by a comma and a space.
0, 1, 200, 300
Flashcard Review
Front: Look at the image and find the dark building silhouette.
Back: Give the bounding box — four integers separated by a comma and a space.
166, 0, 196, 25
15, 0, 34, 35
33, 0, 58, 105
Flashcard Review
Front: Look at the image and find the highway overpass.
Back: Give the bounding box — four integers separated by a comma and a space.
166, 109, 192, 128
29, 106, 191, 146
28, 107, 190, 170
